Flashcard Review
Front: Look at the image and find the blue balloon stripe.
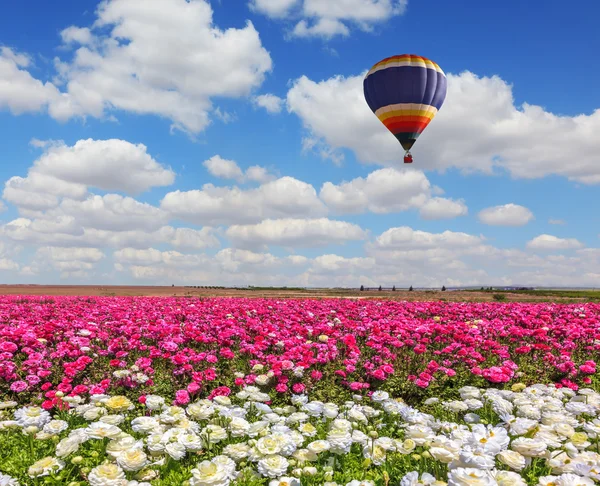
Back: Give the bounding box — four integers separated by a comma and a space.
364, 66, 447, 111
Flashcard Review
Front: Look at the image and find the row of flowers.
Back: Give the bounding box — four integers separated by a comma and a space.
1, 382, 599, 485
1, 297, 600, 404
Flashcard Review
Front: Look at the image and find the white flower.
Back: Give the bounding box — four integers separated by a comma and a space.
511, 437, 547, 457
307, 440, 330, 454
223, 443, 251, 461
497, 450, 528, 471
27, 457, 65, 478
14, 406, 50, 428
117, 449, 149, 472
400, 471, 438, 485
187, 402, 215, 420
0, 472, 20, 486
346, 481, 375, 486
269, 477, 300, 486
88, 464, 127, 486
56, 436, 82, 458
189, 460, 231, 486
100, 414, 126, 426
165, 442, 187, 460
86, 421, 123, 439
131, 416, 161, 435
179, 432, 203, 451
371, 391, 389, 402
228, 417, 250, 437
106, 436, 144, 458
492, 470, 527, 486
447, 468, 496, 486
258, 455, 289, 478
201, 424, 228, 443
43, 420, 68, 435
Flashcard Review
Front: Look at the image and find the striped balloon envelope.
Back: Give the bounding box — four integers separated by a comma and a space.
363, 54, 447, 159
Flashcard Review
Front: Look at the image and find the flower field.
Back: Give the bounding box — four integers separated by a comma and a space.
1, 296, 600, 485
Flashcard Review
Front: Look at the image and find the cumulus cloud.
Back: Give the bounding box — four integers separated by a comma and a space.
478, 204, 534, 227
31, 246, 105, 279
0, 0, 273, 133
226, 217, 367, 249
252, 94, 284, 114
286, 70, 600, 184
202, 155, 276, 183
250, 0, 408, 39
320, 168, 466, 219
549, 219, 566, 225
526, 234, 584, 251
161, 177, 327, 225
203, 156, 245, 182
3, 139, 174, 213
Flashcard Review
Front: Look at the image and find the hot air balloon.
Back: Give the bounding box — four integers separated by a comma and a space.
363, 54, 447, 164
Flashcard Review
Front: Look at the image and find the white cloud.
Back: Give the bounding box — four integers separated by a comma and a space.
0, 0, 273, 133
2, 139, 174, 212
203, 155, 245, 182
202, 156, 276, 184
478, 204, 534, 227
252, 94, 284, 114
0, 48, 62, 116
245, 165, 277, 183
1, 219, 219, 251
161, 177, 327, 225
286, 70, 600, 184
60, 26, 93, 45
226, 217, 367, 248
372, 227, 484, 251
320, 168, 466, 219
249, 0, 300, 18
32, 246, 105, 279
419, 198, 468, 220
549, 219, 566, 225
526, 234, 584, 251
250, 0, 407, 39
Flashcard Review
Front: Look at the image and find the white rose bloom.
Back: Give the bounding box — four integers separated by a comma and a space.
256, 375, 271, 386
223, 443, 251, 461
213, 396, 231, 407
131, 417, 162, 435
371, 391, 390, 402
27, 457, 65, 478
511, 437, 548, 457
346, 481, 375, 486
429, 446, 458, 464
189, 461, 231, 486
464, 399, 484, 410
492, 470, 527, 486
145, 434, 166, 453
165, 442, 187, 460
292, 448, 318, 464
55, 436, 82, 458
444, 401, 469, 413
160, 406, 186, 424
327, 429, 353, 454
303, 402, 325, 417
497, 450, 528, 471
0, 472, 19, 486
187, 403, 215, 421
14, 406, 51, 428
201, 424, 228, 443
447, 468, 496, 486
554, 423, 576, 438
258, 455, 289, 478
307, 440, 330, 454
399, 471, 439, 486
88, 464, 127, 486
83, 407, 107, 421
179, 432, 203, 451
189, 460, 234, 486
269, 477, 301, 486
405, 425, 435, 446
43, 420, 68, 435
106, 436, 144, 458
555, 474, 595, 486
86, 422, 123, 440
100, 414, 126, 426
323, 403, 340, 419
228, 417, 250, 437
212, 455, 237, 479
117, 449, 149, 472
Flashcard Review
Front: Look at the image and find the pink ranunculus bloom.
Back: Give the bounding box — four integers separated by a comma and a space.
187, 382, 201, 394
275, 383, 288, 393
292, 383, 306, 394
175, 389, 190, 405
10, 380, 28, 393
310, 370, 323, 381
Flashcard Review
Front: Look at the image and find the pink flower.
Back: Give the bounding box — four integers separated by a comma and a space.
187, 382, 201, 395
10, 381, 28, 393
175, 390, 190, 405
292, 383, 306, 394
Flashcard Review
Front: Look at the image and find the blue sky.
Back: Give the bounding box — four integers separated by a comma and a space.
0, 0, 599, 288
